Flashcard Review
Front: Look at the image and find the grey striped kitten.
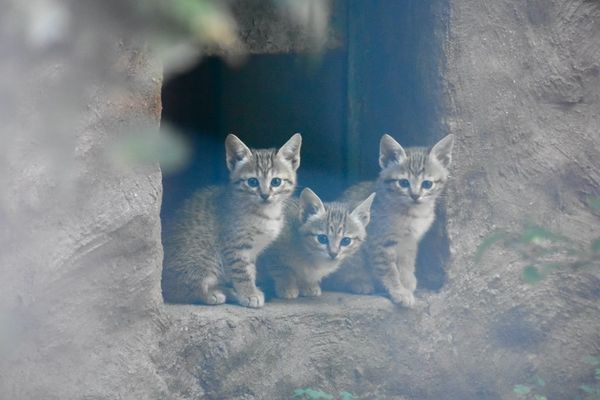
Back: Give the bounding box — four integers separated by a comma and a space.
260, 188, 375, 299
162, 133, 302, 308
328, 134, 454, 307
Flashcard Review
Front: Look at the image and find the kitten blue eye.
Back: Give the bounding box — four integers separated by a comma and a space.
271, 177, 282, 187
317, 234, 329, 245
398, 179, 410, 188
421, 180, 433, 189
340, 237, 352, 246
247, 178, 259, 188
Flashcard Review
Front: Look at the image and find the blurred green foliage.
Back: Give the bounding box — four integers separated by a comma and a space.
588, 197, 600, 215
292, 388, 356, 400
475, 206, 600, 284
512, 378, 543, 399
513, 384, 532, 395
134, 0, 331, 74
513, 356, 600, 399
575, 355, 600, 400
110, 123, 191, 174
123, 0, 332, 174
513, 374, 547, 399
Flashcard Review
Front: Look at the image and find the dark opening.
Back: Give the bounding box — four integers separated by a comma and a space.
161, 0, 449, 293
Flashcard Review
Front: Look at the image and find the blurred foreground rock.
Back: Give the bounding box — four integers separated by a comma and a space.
1, 0, 600, 399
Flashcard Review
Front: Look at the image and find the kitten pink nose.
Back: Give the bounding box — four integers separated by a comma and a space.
260, 193, 270, 201
410, 193, 420, 201
328, 250, 338, 259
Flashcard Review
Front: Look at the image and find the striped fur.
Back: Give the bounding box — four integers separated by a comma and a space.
260, 188, 375, 299
162, 133, 302, 308
328, 134, 454, 307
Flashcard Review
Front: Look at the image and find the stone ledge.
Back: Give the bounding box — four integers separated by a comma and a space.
165, 292, 396, 320
157, 293, 420, 400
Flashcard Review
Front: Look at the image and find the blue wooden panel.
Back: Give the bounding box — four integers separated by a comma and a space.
346, 0, 448, 181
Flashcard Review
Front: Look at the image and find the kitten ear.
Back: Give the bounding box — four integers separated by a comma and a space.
379, 134, 407, 169
277, 133, 302, 171
299, 188, 325, 223
429, 134, 455, 168
225, 134, 252, 172
350, 193, 376, 227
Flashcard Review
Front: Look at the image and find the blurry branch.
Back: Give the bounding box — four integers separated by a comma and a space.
475, 208, 600, 284
131, 0, 333, 174
136, 0, 333, 75
137, 0, 245, 73
1, 0, 333, 179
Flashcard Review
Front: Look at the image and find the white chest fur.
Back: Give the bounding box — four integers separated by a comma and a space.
296, 258, 340, 282
409, 211, 435, 240
250, 204, 284, 253
376, 201, 435, 241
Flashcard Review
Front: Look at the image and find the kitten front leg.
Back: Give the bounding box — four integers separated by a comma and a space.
348, 279, 375, 295
274, 274, 300, 299
197, 274, 227, 305
395, 240, 419, 307
325, 252, 375, 294
299, 280, 322, 297
224, 253, 264, 308
370, 241, 414, 307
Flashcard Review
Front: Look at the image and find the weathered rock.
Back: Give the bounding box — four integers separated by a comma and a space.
156, 1, 600, 398
2, 0, 600, 399
0, 2, 167, 398
159, 294, 420, 400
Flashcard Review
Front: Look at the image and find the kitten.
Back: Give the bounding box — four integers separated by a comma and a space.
260, 188, 375, 299
162, 133, 302, 308
328, 134, 454, 307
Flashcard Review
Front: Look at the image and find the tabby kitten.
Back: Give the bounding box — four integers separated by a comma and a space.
162, 133, 302, 308
329, 134, 454, 307
260, 188, 375, 299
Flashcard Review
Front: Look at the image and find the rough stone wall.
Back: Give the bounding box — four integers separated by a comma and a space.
0, 2, 167, 399
445, 0, 600, 281
440, 0, 600, 396
2, 0, 600, 399
229, 0, 341, 54
157, 1, 600, 398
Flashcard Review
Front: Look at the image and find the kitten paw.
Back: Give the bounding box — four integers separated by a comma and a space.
300, 285, 322, 297
277, 286, 300, 299
236, 290, 265, 308
349, 282, 375, 295
388, 288, 416, 308
205, 290, 226, 305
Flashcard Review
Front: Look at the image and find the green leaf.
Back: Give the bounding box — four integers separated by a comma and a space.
534, 395, 547, 400
339, 392, 356, 400
513, 384, 531, 395
110, 126, 192, 175
475, 231, 508, 263
300, 389, 333, 400
520, 226, 563, 244
588, 197, 600, 213
522, 265, 544, 284
583, 356, 600, 366
533, 375, 546, 387
579, 384, 596, 394
293, 389, 308, 398
592, 238, 600, 253
541, 263, 562, 272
